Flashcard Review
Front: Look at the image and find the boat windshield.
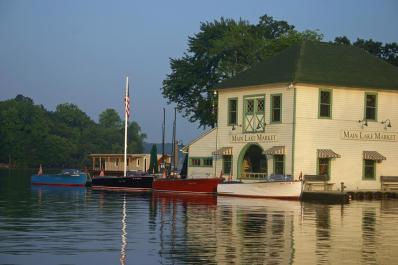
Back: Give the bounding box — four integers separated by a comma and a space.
61, 169, 82, 175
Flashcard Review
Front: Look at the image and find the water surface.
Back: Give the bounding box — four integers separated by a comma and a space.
1, 169, 398, 264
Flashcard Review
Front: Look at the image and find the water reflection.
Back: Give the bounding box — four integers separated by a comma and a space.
2, 170, 398, 264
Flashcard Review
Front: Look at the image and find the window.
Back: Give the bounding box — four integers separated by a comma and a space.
190, 158, 201, 166
274, 155, 284, 175
319, 89, 332, 118
137, 159, 140, 167
244, 96, 265, 132
189, 157, 213, 167
127, 158, 129, 166
271, 94, 282, 123
318, 158, 330, 180
203, 157, 213, 167
116, 158, 119, 166
365, 93, 377, 121
228, 98, 238, 125
223, 155, 232, 175
363, 160, 375, 180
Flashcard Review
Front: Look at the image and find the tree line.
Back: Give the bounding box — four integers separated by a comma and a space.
0, 95, 146, 168
162, 14, 398, 128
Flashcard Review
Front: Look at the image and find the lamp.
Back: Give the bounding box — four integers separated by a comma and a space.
381, 119, 392, 129
358, 119, 368, 128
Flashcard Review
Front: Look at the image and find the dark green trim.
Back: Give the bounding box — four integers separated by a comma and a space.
227, 97, 238, 126
363, 159, 376, 180
243, 94, 265, 133
364, 92, 378, 121
273, 155, 285, 175
318, 88, 332, 119
270, 93, 282, 123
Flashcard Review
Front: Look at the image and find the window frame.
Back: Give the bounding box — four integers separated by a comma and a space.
270, 93, 282, 123
364, 92, 378, 121
318, 88, 332, 119
223, 155, 232, 175
189, 157, 213, 167
363, 159, 376, 180
227, 97, 238, 126
273, 155, 285, 175
317, 158, 331, 180
243, 94, 266, 133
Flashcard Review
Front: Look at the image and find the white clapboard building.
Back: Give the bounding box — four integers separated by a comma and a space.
183, 41, 398, 191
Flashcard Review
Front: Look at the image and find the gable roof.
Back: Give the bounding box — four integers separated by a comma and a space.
215, 41, 398, 90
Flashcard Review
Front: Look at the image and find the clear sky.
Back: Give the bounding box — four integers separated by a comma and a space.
1, 0, 397, 144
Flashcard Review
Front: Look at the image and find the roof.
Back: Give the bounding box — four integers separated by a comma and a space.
181, 128, 216, 152
88, 153, 150, 158
215, 41, 398, 90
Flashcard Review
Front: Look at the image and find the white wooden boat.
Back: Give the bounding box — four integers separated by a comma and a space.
217, 180, 303, 200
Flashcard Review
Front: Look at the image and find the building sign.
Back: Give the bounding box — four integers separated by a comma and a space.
231, 133, 277, 143
341, 130, 397, 142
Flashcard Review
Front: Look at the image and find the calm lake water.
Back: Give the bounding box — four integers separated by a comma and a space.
1, 169, 398, 265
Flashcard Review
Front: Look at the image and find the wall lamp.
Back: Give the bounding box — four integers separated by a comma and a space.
358, 119, 368, 128
381, 119, 392, 129
231, 124, 242, 130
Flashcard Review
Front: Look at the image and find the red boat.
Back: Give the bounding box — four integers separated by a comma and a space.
152, 178, 223, 193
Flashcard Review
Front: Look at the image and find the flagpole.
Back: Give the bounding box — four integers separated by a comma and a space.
123, 76, 129, 177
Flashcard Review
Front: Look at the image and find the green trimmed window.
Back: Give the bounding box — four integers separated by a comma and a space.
203, 157, 213, 167
365, 93, 377, 121
244, 96, 265, 132
363, 160, 375, 180
271, 94, 282, 123
189, 157, 213, 167
190, 158, 201, 166
228, 98, 238, 125
319, 89, 332, 118
318, 158, 330, 180
274, 155, 284, 175
223, 155, 232, 175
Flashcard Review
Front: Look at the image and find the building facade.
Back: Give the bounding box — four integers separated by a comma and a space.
184, 42, 398, 190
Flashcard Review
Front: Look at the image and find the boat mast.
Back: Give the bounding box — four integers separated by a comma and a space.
171, 107, 177, 174
123, 76, 129, 177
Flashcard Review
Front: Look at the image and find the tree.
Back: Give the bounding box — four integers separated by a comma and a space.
333, 36, 398, 66
148, 144, 158, 174
162, 14, 323, 128
99, 108, 122, 129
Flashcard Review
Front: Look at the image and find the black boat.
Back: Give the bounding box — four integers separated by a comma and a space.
91, 171, 154, 191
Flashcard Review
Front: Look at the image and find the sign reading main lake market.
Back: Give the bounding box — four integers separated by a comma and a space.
341, 130, 397, 142
231, 133, 277, 143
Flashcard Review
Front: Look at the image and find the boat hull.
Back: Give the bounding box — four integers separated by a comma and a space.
153, 178, 223, 193
217, 181, 303, 200
91, 175, 154, 191
31, 174, 88, 187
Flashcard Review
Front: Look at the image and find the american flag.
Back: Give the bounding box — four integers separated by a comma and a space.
124, 79, 130, 118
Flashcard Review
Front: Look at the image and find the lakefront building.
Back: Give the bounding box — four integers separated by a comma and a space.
184, 41, 398, 190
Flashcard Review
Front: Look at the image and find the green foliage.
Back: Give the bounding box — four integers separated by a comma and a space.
0, 96, 146, 168
148, 144, 158, 174
333, 36, 398, 66
162, 14, 323, 127
99, 108, 122, 129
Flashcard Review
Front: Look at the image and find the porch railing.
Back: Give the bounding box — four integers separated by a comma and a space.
239, 172, 268, 180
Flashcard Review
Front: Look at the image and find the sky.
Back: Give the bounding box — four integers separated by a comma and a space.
0, 0, 397, 144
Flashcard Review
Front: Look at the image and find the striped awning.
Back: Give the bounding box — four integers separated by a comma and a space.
212, 147, 233, 156
363, 151, 386, 161
317, 149, 341, 158
263, 146, 285, 155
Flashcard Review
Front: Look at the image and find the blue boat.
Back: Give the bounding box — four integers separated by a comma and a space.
31, 169, 91, 187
